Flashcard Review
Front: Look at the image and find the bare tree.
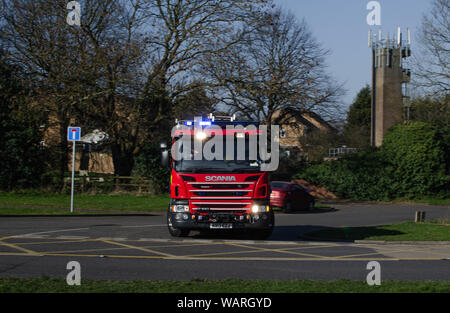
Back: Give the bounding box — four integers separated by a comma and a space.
198, 9, 345, 125
413, 0, 450, 96
1, 0, 272, 176
0, 0, 90, 183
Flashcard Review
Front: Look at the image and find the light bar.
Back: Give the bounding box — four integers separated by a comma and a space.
199, 121, 211, 126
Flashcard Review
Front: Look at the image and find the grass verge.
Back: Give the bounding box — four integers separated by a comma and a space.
0, 277, 448, 293
411, 198, 450, 206
0, 192, 169, 214
305, 221, 450, 241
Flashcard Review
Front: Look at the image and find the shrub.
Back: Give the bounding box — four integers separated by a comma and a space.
381, 122, 448, 198
295, 122, 449, 200
296, 148, 393, 200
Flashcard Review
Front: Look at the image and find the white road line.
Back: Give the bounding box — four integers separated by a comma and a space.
14, 228, 89, 237
120, 224, 166, 228
55, 236, 89, 240
96, 237, 128, 241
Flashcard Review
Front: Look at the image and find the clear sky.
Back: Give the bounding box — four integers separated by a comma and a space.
274, 0, 434, 113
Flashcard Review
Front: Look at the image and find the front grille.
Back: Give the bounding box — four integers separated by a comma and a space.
191, 201, 251, 211
192, 191, 249, 197
188, 181, 254, 205
193, 203, 247, 209
188, 183, 253, 189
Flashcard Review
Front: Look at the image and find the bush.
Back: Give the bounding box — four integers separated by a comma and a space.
133, 143, 170, 194
296, 148, 393, 200
0, 55, 46, 190
381, 122, 448, 198
295, 122, 449, 200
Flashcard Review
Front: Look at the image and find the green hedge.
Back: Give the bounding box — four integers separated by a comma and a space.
295, 122, 449, 200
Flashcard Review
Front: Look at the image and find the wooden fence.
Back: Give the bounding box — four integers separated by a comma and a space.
62, 174, 157, 194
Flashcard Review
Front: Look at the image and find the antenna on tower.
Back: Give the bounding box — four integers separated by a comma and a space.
407, 28, 411, 45
368, 30, 373, 47
397, 27, 402, 45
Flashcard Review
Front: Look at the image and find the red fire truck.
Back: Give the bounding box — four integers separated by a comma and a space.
160, 114, 275, 239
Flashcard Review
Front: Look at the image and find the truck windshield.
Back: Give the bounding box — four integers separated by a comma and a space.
173, 137, 262, 173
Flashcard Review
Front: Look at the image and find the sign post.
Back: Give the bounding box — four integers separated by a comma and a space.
68, 127, 81, 213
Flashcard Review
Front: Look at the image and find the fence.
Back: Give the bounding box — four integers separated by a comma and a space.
61, 174, 157, 194
328, 147, 359, 158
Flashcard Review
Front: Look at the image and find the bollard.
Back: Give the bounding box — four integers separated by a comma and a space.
415, 211, 421, 223
415, 211, 426, 223
420, 211, 426, 222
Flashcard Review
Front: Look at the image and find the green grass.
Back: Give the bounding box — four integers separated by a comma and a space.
410, 198, 450, 206
0, 277, 448, 293
0, 192, 169, 214
305, 222, 450, 241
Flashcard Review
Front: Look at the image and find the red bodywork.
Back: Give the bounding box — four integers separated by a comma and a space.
270, 181, 315, 211
170, 170, 269, 215
167, 123, 274, 236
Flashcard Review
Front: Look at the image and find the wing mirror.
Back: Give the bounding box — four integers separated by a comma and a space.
160, 142, 169, 168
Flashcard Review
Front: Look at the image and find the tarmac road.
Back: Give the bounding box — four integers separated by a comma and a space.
0, 202, 449, 281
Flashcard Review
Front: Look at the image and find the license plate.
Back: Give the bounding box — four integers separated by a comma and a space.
210, 223, 233, 229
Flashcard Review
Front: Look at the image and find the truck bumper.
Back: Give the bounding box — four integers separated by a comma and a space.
168, 212, 274, 231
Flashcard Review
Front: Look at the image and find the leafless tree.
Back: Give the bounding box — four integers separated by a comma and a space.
0, 0, 272, 176
413, 0, 450, 96
198, 9, 345, 125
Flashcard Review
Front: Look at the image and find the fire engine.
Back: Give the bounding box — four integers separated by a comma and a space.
160, 114, 275, 239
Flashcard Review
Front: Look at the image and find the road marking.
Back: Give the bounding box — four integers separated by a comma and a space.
96, 237, 128, 241
101, 239, 177, 258
0, 239, 39, 254
40, 241, 223, 255
120, 224, 166, 228
0, 252, 44, 257
224, 242, 328, 259
55, 236, 89, 240
0, 252, 428, 261
9, 238, 98, 246
15, 228, 89, 237
181, 243, 344, 258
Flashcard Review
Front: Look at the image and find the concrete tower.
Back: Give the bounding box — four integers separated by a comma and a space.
369, 28, 411, 147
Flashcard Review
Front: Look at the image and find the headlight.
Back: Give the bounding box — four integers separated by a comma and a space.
172, 205, 189, 212
195, 131, 207, 140
251, 204, 270, 213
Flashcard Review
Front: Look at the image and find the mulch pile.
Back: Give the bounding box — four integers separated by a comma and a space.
292, 179, 338, 200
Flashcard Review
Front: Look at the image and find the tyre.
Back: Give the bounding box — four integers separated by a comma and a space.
167, 214, 190, 237
282, 201, 293, 213
307, 200, 315, 211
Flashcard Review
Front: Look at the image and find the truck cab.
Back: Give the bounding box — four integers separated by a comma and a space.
160, 114, 275, 239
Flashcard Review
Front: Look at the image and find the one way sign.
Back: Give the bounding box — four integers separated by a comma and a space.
67, 127, 81, 141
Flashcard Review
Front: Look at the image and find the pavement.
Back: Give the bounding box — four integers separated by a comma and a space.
0, 202, 449, 281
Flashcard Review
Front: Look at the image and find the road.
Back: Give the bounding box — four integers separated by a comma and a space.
0, 202, 449, 281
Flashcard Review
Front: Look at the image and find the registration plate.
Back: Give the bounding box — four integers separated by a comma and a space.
210, 223, 233, 229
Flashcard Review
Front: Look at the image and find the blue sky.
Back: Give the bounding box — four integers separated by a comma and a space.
274, 0, 433, 113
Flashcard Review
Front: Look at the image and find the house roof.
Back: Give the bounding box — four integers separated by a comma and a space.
273, 109, 336, 132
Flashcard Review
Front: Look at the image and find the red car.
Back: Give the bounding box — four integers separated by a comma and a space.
270, 181, 315, 213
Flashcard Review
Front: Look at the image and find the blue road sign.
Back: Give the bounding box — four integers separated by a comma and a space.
68, 127, 81, 141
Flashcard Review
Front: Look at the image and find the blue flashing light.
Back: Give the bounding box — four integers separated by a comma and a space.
184, 121, 193, 126
199, 121, 212, 126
